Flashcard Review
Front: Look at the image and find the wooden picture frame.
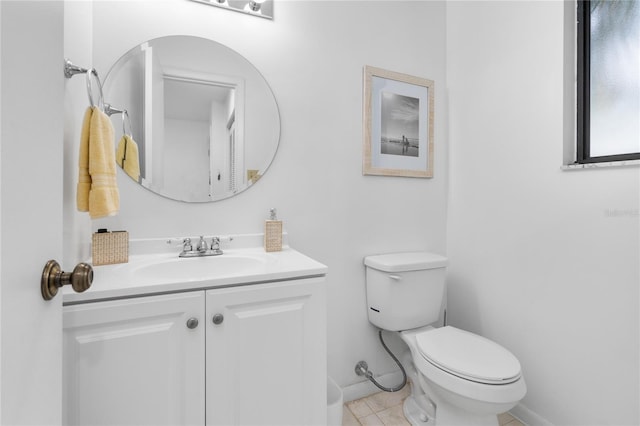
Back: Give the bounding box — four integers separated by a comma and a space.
363, 66, 434, 178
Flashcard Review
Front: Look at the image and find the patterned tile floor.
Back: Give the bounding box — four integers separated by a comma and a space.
342, 385, 526, 426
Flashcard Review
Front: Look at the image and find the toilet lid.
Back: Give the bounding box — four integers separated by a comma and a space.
416, 326, 522, 385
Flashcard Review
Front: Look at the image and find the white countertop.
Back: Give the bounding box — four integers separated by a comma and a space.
63, 238, 328, 304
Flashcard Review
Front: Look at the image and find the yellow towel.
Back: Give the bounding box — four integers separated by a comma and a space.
116, 134, 140, 182
115, 135, 125, 168
76, 107, 93, 212
85, 107, 119, 218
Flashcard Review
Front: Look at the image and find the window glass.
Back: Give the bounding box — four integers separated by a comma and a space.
589, 1, 639, 157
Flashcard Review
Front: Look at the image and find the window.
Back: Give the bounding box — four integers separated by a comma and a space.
576, 0, 640, 163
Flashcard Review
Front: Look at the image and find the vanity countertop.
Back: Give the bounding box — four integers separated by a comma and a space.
63, 240, 327, 304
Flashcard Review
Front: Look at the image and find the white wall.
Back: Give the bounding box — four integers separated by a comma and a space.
75, 0, 449, 389
446, 2, 639, 425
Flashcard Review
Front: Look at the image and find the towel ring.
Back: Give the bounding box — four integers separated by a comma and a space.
104, 103, 124, 117
104, 104, 133, 137
86, 68, 105, 111
64, 58, 88, 79
122, 110, 132, 137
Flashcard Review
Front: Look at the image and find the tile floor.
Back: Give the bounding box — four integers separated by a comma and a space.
342, 384, 526, 426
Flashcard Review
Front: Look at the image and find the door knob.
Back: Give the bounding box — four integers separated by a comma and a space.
186, 317, 199, 329
212, 313, 224, 325
41, 260, 93, 301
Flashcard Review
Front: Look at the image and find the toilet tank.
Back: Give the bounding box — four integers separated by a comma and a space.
364, 252, 448, 331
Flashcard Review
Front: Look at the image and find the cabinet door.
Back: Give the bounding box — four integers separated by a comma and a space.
206, 278, 326, 426
63, 292, 205, 426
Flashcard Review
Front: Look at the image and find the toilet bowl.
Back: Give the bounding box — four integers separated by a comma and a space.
364, 252, 526, 426
401, 326, 526, 425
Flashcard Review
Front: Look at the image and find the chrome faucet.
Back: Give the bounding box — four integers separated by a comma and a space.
183, 238, 193, 252
210, 237, 220, 252
179, 236, 224, 258
197, 236, 208, 253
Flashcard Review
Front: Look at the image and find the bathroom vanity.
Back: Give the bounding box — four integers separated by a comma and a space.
62, 236, 327, 426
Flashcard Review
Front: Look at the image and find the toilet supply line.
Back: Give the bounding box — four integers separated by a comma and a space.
355, 330, 407, 393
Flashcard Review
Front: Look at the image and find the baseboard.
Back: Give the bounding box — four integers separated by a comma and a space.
510, 402, 554, 426
342, 370, 405, 403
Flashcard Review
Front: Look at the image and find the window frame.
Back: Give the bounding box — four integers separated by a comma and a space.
575, 0, 640, 164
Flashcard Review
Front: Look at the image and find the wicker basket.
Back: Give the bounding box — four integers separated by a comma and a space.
264, 221, 282, 252
92, 231, 129, 265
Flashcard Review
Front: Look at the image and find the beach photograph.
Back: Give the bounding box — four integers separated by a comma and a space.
380, 91, 419, 157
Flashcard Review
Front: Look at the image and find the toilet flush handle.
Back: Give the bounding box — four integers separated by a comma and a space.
388, 274, 402, 281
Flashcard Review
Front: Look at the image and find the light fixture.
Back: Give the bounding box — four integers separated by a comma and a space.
246, 0, 264, 12
188, 0, 273, 19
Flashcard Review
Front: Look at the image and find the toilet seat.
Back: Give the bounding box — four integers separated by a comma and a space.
415, 326, 521, 385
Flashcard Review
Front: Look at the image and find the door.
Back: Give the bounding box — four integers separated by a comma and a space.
205, 278, 327, 426
63, 292, 205, 426
0, 2, 65, 424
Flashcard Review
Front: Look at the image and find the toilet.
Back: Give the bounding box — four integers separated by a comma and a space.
364, 252, 526, 426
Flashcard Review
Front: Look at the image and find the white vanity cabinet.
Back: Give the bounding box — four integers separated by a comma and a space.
63, 277, 326, 426
63, 291, 206, 426
206, 279, 326, 425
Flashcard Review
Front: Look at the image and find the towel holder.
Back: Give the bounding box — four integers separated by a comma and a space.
64, 58, 105, 111
63, 58, 88, 78
86, 68, 105, 110
105, 104, 132, 137
65, 59, 127, 125
104, 103, 124, 117
122, 110, 133, 137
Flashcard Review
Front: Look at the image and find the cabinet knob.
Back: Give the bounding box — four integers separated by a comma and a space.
186, 317, 199, 329
212, 313, 224, 325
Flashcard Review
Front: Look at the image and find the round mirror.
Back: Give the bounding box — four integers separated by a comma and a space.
104, 36, 280, 202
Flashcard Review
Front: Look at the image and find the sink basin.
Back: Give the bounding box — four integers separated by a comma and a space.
133, 253, 271, 283
63, 235, 329, 304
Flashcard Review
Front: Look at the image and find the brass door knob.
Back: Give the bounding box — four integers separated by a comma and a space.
41, 260, 93, 301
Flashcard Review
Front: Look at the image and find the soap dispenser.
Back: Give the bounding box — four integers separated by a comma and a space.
264, 208, 282, 252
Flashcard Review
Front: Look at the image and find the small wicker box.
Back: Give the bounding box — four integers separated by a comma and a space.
92, 230, 129, 266
264, 220, 283, 252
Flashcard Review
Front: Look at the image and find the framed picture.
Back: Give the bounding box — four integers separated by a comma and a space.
363, 66, 434, 178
